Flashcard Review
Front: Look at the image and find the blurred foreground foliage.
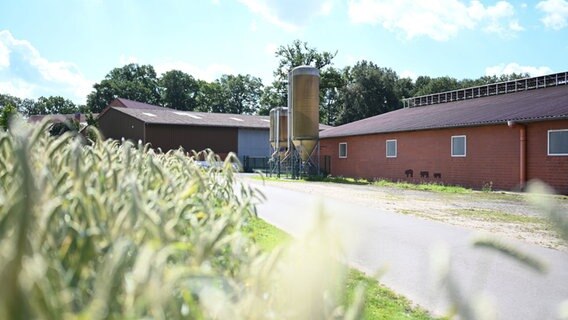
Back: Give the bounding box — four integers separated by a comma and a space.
0, 120, 361, 319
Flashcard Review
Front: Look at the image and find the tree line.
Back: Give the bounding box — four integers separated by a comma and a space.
0, 40, 529, 126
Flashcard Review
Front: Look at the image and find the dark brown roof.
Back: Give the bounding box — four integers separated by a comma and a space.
321, 85, 568, 139
100, 98, 333, 130
112, 107, 332, 130
112, 107, 272, 129
110, 98, 169, 110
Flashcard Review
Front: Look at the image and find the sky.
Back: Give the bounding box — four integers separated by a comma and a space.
0, 0, 567, 105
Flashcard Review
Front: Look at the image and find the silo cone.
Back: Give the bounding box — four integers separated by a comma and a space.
291, 66, 320, 162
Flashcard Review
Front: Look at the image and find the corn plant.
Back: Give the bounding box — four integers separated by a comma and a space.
0, 119, 361, 319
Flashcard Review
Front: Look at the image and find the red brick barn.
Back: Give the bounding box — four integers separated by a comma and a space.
319, 73, 568, 194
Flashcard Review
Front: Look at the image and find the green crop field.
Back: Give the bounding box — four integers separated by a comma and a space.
0, 120, 368, 319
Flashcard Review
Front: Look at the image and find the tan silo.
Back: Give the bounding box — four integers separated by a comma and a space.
269, 107, 288, 156
269, 108, 277, 151
290, 66, 320, 162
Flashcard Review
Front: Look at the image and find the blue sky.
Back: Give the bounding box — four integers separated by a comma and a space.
0, 0, 567, 104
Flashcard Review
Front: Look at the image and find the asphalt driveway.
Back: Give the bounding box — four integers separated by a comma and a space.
246, 179, 568, 320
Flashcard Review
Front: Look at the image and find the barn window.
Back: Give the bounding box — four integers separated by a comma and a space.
451, 135, 466, 157
548, 129, 568, 156
339, 142, 347, 158
386, 140, 397, 158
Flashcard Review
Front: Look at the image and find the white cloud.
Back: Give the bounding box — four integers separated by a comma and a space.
0, 30, 93, 103
348, 0, 523, 41
0, 80, 35, 98
0, 41, 9, 69
536, 0, 568, 30
238, 0, 334, 31
154, 60, 235, 82
485, 63, 553, 77
116, 55, 236, 82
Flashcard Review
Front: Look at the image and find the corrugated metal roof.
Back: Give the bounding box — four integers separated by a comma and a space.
321, 85, 568, 139
102, 98, 333, 130
110, 98, 169, 110
112, 107, 272, 129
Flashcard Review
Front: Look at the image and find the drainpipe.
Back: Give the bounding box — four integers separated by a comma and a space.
519, 124, 527, 190
508, 121, 527, 190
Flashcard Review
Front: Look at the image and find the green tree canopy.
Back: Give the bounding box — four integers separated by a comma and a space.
263, 40, 337, 112
0, 102, 17, 130
86, 64, 161, 113
159, 70, 200, 111
27, 96, 78, 115
336, 61, 401, 125
217, 74, 263, 114
320, 67, 345, 125
195, 80, 224, 113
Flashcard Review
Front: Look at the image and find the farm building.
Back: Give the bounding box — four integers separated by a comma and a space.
319, 72, 568, 194
97, 98, 330, 168
98, 99, 270, 163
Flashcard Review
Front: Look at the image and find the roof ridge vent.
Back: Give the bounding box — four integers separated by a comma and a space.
403, 71, 568, 108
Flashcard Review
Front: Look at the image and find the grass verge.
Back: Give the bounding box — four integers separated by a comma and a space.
450, 208, 547, 224
247, 218, 439, 320
253, 174, 471, 194
372, 179, 471, 194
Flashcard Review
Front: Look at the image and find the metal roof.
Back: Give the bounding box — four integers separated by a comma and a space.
321, 85, 568, 139
112, 107, 271, 129
110, 98, 169, 110
102, 98, 333, 130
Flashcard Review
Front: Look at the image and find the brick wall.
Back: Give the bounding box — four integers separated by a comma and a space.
320, 120, 568, 193
527, 121, 568, 194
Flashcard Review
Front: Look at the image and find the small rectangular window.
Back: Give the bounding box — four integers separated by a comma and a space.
386, 139, 397, 158
548, 130, 568, 156
339, 142, 347, 158
451, 135, 466, 157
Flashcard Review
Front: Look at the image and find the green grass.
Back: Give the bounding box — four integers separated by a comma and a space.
245, 218, 290, 251
254, 174, 471, 194
247, 218, 439, 320
372, 179, 471, 193
450, 208, 547, 224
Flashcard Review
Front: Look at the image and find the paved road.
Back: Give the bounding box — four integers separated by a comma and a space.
247, 180, 568, 320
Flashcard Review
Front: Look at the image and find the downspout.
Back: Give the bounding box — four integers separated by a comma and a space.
143, 122, 147, 145
509, 121, 527, 190
519, 124, 527, 190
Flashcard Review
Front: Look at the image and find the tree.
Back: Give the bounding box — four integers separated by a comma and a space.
413, 76, 460, 96
86, 64, 161, 113
265, 40, 337, 112
26, 96, 78, 115
320, 67, 345, 125
0, 102, 17, 130
258, 85, 280, 115
159, 70, 200, 111
195, 80, 224, 113
0, 94, 23, 114
217, 74, 263, 114
336, 61, 401, 125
